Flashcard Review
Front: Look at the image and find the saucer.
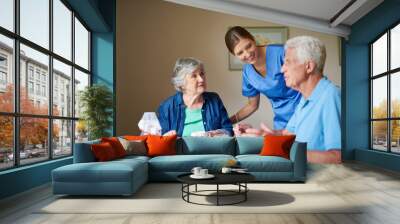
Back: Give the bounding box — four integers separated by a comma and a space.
190, 174, 215, 179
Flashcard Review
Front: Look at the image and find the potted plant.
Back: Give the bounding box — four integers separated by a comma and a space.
79, 84, 113, 140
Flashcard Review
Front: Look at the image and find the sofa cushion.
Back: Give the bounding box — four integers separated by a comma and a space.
178, 137, 236, 155
260, 135, 296, 159
52, 157, 149, 195
148, 154, 235, 172
52, 158, 148, 183
118, 138, 147, 156
235, 137, 263, 155
74, 140, 100, 163
115, 155, 150, 163
147, 135, 177, 157
101, 137, 127, 158
236, 155, 293, 172
91, 142, 118, 161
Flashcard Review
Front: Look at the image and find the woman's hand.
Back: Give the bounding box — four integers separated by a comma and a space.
233, 123, 258, 136
244, 128, 263, 136
163, 130, 177, 136
233, 123, 253, 136
206, 129, 229, 137
260, 122, 275, 135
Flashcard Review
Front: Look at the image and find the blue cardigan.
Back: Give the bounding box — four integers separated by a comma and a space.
157, 92, 233, 136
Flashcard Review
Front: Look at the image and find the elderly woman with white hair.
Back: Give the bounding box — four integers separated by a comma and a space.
157, 57, 233, 137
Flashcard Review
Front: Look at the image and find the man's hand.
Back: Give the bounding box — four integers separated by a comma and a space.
307, 150, 341, 164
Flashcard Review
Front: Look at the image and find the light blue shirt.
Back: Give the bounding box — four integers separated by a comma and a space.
242, 45, 301, 129
286, 77, 341, 151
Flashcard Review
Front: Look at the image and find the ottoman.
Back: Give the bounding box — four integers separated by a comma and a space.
52, 157, 148, 196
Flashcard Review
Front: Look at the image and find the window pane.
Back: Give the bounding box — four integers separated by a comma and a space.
391, 72, 400, 118
53, 59, 72, 117
391, 120, 400, 153
0, 116, 13, 170
0, 34, 14, 112
372, 33, 387, 76
20, 0, 49, 49
53, 0, 72, 60
372, 121, 388, 151
53, 119, 72, 158
74, 69, 89, 118
0, 0, 14, 31
75, 120, 88, 143
20, 117, 49, 165
391, 24, 400, 70
74, 18, 89, 70
20, 44, 49, 115
372, 77, 387, 119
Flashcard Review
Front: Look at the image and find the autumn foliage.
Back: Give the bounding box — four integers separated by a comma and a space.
0, 84, 59, 149
372, 99, 400, 141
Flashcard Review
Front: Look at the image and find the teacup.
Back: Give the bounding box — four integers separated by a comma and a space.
199, 168, 208, 176
191, 167, 202, 176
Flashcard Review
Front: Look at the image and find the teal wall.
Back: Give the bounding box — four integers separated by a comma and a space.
344, 0, 400, 170
0, 158, 72, 199
91, 0, 116, 135
0, 0, 115, 200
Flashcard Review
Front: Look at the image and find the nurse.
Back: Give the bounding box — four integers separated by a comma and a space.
225, 26, 301, 130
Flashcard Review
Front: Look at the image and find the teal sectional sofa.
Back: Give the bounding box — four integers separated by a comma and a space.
52, 137, 307, 196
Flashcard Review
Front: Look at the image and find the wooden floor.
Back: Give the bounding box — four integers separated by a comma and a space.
1, 162, 400, 224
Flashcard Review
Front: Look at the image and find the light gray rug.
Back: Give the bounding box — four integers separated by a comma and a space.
38, 183, 361, 214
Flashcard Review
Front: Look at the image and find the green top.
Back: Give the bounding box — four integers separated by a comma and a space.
182, 107, 205, 137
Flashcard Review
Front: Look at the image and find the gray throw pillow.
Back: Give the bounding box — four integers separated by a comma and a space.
118, 137, 147, 156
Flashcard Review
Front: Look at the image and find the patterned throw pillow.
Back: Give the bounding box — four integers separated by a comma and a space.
118, 137, 147, 156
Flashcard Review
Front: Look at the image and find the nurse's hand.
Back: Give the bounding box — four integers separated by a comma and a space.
260, 122, 274, 135
233, 123, 253, 136
244, 128, 263, 136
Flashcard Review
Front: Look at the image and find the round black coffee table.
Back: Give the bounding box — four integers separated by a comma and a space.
177, 173, 255, 206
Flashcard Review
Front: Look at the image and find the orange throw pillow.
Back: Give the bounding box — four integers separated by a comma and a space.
260, 135, 296, 159
146, 135, 177, 157
91, 142, 117, 161
101, 137, 127, 158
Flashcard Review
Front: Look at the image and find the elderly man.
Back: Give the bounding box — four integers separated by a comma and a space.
261, 36, 341, 163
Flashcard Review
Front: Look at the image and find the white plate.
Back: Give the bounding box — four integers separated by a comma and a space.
190, 174, 215, 179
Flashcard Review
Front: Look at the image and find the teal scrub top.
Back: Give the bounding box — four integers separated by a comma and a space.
242, 44, 301, 129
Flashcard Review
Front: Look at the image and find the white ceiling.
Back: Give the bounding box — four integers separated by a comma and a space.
164, 0, 384, 38
227, 0, 352, 22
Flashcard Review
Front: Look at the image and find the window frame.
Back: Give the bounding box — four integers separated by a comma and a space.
0, 0, 92, 171
370, 21, 400, 154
